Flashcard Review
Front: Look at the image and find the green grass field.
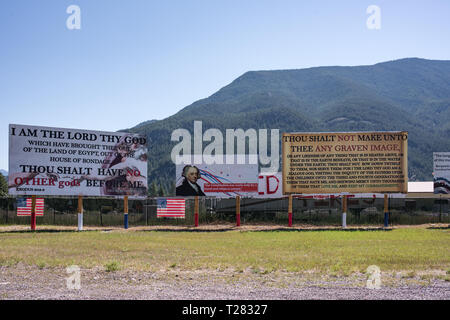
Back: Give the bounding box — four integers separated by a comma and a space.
0, 227, 449, 276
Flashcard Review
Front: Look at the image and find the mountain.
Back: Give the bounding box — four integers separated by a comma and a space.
126, 58, 450, 188
0, 169, 7, 177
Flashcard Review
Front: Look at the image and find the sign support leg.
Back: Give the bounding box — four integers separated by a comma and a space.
342, 195, 347, 228
31, 195, 36, 231
236, 196, 241, 227
194, 196, 199, 227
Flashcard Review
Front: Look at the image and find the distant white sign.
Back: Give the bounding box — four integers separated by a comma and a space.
255, 172, 407, 199
433, 152, 450, 194
8, 124, 148, 198
257, 173, 283, 198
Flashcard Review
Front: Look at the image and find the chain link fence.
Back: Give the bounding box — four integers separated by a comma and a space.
0, 196, 448, 227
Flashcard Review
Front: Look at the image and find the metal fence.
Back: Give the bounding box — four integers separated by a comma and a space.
0, 196, 449, 227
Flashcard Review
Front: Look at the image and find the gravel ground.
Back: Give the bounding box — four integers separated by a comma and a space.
1, 264, 449, 300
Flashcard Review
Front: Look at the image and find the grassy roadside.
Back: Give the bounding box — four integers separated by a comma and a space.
0, 227, 448, 277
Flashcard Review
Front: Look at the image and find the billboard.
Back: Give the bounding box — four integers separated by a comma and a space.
175, 155, 258, 198
282, 131, 408, 194
8, 124, 148, 198
433, 152, 450, 194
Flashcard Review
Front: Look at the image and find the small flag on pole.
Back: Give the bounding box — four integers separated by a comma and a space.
17, 198, 44, 216
157, 198, 185, 218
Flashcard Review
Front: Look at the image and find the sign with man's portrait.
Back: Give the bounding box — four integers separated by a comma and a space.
9, 124, 148, 198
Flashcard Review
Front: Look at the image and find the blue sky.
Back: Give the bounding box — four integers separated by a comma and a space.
1, 0, 449, 171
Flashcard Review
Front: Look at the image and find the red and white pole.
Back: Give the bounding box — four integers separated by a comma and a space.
123, 195, 129, 229
236, 196, 241, 227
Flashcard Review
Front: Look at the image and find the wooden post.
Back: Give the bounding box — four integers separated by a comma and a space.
31, 195, 36, 231
77, 195, 83, 231
6, 197, 8, 224
384, 194, 389, 227
342, 195, 347, 228
236, 196, 241, 227
194, 196, 199, 227
124, 195, 129, 229
288, 194, 293, 227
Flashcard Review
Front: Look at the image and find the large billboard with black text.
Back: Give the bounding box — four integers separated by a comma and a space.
9, 124, 148, 198
433, 152, 450, 194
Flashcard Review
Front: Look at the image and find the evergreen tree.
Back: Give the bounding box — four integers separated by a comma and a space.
149, 181, 158, 197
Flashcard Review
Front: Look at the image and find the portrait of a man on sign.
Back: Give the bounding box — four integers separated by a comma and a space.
174, 155, 259, 198
282, 131, 408, 194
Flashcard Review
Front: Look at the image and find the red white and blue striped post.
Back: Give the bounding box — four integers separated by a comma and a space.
31, 195, 36, 231
124, 196, 129, 229
77, 195, 83, 231
236, 196, 241, 227
194, 196, 199, 227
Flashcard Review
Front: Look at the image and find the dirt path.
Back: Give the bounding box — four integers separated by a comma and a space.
1, 264, 448, 300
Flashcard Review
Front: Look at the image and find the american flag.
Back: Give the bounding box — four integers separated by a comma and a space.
157, 198, 185, 218
17, 198, 44, 216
